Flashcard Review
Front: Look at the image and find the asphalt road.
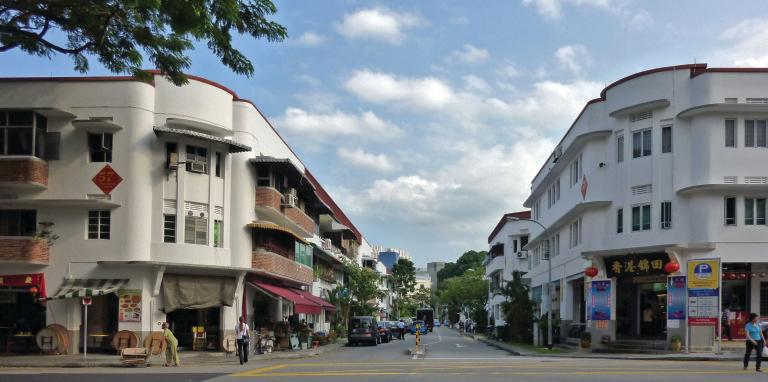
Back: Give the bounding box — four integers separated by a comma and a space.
1, 327, 766, 382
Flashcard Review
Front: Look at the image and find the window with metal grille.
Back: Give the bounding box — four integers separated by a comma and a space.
661, 201, 672, 229
184, 215, 208, 245
163, 214, 176, 243
88, 132, 113, 162
87, 210, 110, 240
724, 196, 737, 226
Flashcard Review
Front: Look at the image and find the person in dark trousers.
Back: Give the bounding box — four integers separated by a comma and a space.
235, 316, 250, 365
722, 308, 732, 341
744, 313, 765, 372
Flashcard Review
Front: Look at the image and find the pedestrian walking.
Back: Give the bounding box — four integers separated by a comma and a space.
236, 316, 250, 365
743, 313, 764, 372
161, 322, 180, 367
397, 319, 405, 340
721, 308, 732, 341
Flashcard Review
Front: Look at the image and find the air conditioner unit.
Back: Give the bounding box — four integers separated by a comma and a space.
189, 161, 207, 173
516, 251, 528, 259
284, 189, 298, 206
168, 152, 179, 170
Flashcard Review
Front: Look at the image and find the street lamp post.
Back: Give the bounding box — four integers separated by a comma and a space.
508, 216, 552, 350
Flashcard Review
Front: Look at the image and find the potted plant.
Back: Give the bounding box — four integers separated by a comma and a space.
580, 331, 591, 349
670, 335, 682, 352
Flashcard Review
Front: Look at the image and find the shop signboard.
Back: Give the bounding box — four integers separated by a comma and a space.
590, 280, 611, 321
118, 289, 142, 322
604, 253, 670, 278
687, 259, 720, 326
92, 164, 124, 195
667, 276, 686, 320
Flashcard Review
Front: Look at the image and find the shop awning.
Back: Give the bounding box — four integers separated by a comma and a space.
246, 221, 309, 244
296, 289, 337, 313
42, 278, 128, 301
250, 282, 321, 315
161, 274, 235, 313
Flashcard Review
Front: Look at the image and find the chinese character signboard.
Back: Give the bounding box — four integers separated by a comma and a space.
687, 259, 720, 326
118, 289, 142, 322
590, 280, 611, 321
667, 276, 686, 320
604, 253, 670, 278
92, 164, 123, 195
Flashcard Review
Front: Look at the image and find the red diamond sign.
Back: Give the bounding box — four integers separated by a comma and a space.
581, 174, 588, 200
92, 165, 123, 195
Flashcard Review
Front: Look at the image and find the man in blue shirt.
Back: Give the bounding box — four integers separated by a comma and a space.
744, 313, 765, 372
397, 320, 405, 340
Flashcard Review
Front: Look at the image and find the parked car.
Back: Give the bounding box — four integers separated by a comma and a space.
444, 319, 450, 327
377, 321, 394, 343
409, 320, 428, 335
348, 316, 379, 346
382, 320, 401, 339
433, 319, 441, 328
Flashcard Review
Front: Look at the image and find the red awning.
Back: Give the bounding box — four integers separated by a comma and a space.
296, 290, 336, 312
251, 282, 321, 315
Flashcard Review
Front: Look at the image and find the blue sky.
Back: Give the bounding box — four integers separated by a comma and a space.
2, 1, 767, 266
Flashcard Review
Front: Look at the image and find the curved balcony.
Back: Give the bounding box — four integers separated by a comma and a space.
252, 249, 313, 285
255, 187, 315, 237
0, 157, 48, 190
0, 237, 49, 265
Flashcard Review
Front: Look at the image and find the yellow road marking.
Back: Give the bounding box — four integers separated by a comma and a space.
252, 370, 753, 378
231, 364, 288, 377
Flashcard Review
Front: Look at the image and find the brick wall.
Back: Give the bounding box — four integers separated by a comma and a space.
255, 187, 282, 210
0, 158, 48, 186
252, 250, 313, 285
0, 238, 49, 264
283, 206, 316, 234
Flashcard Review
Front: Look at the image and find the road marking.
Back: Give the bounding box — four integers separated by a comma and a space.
250, 370, 753, 378
231, 364, 288, 377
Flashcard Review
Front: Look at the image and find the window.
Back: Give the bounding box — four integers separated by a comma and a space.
87, 132, 113, 162
184, 215, 208, 245
165, 142, 178, 168
256, 166, 271, 187
661, 201, 672, 229
215, 152, 223, 178
551, 233, 560, 257
631, 204, 651, 231
0, 210, 36, 236
213, 220, 223, 247
533, 199, 541, 220
547, 178, 560, 208
163, 215, 176, 243
512, 239, 518, 253
725, 119, 737, 147
632, 129, 652, 158
745, 198, 767, 225
745, 120, 767, 148
87, 210, 111, 240
724, 196, 737, 226
570, 153, 582, 187
617, 135, 624, 162
569, 219, 581, 248
616, 208, 623, 234
0, 111, 48, 157
661, 126, 672, 153
542, 240, 550, 260
295, 241, 313, 267
185, 145, 208, 173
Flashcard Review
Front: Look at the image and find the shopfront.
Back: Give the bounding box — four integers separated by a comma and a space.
605, 253, 672, 339
0, 273, 46, 353
721, 263, 751, 340
161, 274, 236, 351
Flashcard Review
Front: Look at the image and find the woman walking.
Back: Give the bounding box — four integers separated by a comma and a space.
162, 322, 180, 367
744, 313, 764, 372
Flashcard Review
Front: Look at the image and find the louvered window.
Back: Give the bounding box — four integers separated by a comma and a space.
631, 184, 652, 195
184, 216, 208, 245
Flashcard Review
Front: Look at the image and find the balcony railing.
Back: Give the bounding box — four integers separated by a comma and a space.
0, 157, 48, 190
255, 186, 317, 236
0, 237, 49, 264
252, 249, 313, 285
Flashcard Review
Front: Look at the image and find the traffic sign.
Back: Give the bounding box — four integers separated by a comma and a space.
82, 296, 92, 306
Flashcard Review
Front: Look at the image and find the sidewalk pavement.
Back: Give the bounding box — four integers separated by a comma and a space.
0, 342, 344, 368
465, 332, 744, 362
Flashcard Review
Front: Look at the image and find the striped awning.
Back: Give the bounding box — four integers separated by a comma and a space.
41, 278, 129, 301
246, 221, 309, 244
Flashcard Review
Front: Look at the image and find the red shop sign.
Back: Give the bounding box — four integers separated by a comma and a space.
0, 273, 47, 300
92, 165, 123, 195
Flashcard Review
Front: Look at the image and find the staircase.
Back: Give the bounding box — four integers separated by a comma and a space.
592, 339, 670, 354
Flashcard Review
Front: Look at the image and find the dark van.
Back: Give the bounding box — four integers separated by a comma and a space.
348, 316, 379, 346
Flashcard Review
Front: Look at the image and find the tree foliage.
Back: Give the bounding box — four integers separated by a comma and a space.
390, 258, 416, 318
437, 267, 488, 325
0, 1, 287, 85
345, 259, 385, 317
436, 250, 487, 286
498, 271, 535, 343
411, 285, 433, 309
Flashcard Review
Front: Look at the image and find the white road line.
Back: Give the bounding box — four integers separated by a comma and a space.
420, 328, 443, 347
455, 344, 464, 348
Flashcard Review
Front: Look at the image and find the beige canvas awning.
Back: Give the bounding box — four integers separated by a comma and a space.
161, 274, 235, 313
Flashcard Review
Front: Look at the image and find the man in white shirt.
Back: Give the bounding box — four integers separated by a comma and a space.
397, 319, 405, 340
235, 316, 250, 365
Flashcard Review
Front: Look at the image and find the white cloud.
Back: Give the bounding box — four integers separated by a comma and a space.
448, 44, 490, 64
715, 19, 768, 67
296, 32, 326, 46
344, 69, 455, 110
337, 148, 397, 173
555, 44, 592, 76
522, 0, 654, 31
273, 108, 403, 143
336, 8, 422, 44
523, 0, 563, 19
462, 75, 491, 93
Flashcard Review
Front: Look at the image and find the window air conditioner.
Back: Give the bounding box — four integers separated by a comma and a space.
516, 251, 528, 259
189, 161, 207, 173
168, 152, 179, 170
284, 188, 298, 206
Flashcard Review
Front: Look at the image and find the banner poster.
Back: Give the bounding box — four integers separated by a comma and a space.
118, 289, 142, 322
590, 280, 611, 321
667, 276, 686, 320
